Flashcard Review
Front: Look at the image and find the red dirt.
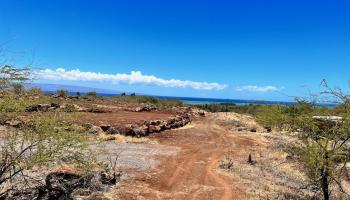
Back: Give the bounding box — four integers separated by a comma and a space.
117, 114, 260, 199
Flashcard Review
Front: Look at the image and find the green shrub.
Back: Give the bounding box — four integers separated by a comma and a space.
0, 112, 93, 193
85, 91, 97, 97
62, 104, 77, 112
11, 83, 24, 94
110, 95, 182, 107
0, 65, 30, 90
56, 89, 68, 97
26, 87, 44, 97
0, 92, 34, 113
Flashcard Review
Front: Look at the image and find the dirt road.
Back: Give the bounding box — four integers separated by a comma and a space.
118, 114, 263, 200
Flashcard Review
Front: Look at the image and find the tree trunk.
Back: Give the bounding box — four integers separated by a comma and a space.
321, 169, 329, 200
321, 159, 330, 200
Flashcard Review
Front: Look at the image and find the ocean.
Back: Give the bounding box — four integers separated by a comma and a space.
47, 91, 336, 107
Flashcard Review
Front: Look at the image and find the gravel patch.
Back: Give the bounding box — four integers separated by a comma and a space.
91, 141, 179, 171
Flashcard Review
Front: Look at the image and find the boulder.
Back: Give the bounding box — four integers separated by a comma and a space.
134, 105, 157, 112
44, 171, 84, 199
149, 125, 162, 133
237, 127, 247, 132
135, 125, 149, 136
150, 120, 161, 126
264, 126, 272, 132
106, 127, 120, 135
100, 124, 111, 132
26, 104, 53, 112
83, 123, 103, 135
5, 119, 22, 127
198, 111, 206, 117
134, 107, 143, 112
250, 128, 257, 132
29, 170, 119, 200
167, 117, 176, 124
50, 103, 60, 108
118, 124, 134, 135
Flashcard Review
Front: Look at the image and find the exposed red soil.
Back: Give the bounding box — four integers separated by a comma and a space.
117, 114, 263, 200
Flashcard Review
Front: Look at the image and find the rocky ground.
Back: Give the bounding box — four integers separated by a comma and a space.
3, 98, 350, 199
0, 99, 204, 199
107, 113, 350, 200
0, 101, 203, 137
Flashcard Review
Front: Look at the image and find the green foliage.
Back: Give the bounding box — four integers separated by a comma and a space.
26, 87, 44, 97
11, 83, 24, 94
85, 91, 97, 97
56, 89, 68, 97
20, 112, 87, 166
130, 92, 136, 97
0, 65, 30, 90
0, 112, 92, 191
193, 103, 264, 115
255, 102, 325, 130
256, 99, 350, 199
62, 104, 77, 112
110, 95, 183, 107
120, 92, 126, 96
0, 92, 34, 113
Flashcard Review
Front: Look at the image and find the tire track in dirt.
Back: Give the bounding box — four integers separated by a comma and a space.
121, 114, 245, 200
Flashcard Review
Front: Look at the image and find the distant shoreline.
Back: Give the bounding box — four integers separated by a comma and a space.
42, 90, 336, 107
29, 83, 336, 107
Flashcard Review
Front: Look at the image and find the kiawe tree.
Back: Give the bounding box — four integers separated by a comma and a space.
262, 83, 350, 200
0, 65, 30, 91
0, 65, 93, 197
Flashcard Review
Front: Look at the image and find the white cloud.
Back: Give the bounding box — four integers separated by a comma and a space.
36, 68, 227, 90
235, 85, 284, 93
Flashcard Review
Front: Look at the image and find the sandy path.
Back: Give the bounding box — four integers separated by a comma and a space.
119, 114, 249, 200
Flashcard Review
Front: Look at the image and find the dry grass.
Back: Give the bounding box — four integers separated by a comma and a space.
215, 112, 316, 199
98, 133, 158, 144
215, 112, 262, 132
219, 132, 314, 199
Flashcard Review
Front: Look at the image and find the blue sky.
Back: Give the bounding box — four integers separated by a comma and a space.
0, 0, 350, 101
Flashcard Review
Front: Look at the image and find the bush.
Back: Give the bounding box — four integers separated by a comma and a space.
193, 103, 264, 115
26, 87, 44, 97
257, 98, 350, 200
56, 89, 68, 97
0, 65, 30, 90
110, 95, 182, 107
62, 104, 77, 112
85, 91, 97, 97
0, 112, 93, 195
11, 83, 24, 94
0, 92, 34, 113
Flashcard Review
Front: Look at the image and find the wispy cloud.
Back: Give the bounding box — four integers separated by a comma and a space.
235, 85, 284, 93
36, 68, 227, 90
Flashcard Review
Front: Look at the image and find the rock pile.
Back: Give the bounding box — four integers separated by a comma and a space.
25, 103, 109, 113
87, 112, 193, 137
133, 105, 157, 112
25, 103, 60, 112
6, 170, 118, 200
0, 119, 22, 127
